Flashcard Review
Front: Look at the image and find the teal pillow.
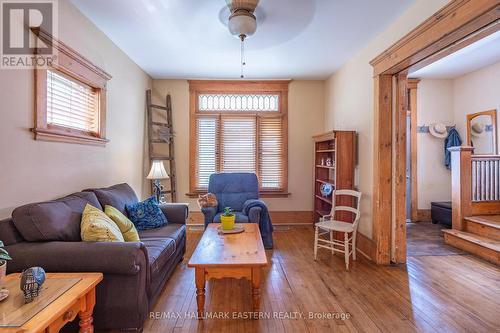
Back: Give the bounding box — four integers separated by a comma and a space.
125, 197, 167, 230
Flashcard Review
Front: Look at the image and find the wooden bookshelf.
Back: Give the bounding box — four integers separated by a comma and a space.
312, 131, 356, 223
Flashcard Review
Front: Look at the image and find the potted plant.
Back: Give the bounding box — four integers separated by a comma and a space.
0, 241, 12, 280
220, 207, 235, 230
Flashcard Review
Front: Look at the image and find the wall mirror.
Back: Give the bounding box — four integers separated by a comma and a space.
466, 109, 497, 155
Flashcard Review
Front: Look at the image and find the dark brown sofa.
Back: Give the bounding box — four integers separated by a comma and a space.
0, 183, 187, 332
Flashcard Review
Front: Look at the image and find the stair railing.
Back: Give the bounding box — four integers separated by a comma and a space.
450, 146, 500, 231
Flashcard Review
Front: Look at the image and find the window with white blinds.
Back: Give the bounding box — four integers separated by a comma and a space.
46, 70, 99, 133
194, 92, 286, 191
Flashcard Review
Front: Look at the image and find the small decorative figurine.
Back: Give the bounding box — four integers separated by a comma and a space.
326, 158, 333, 167
320, 158, 325, 166
20, 266, 46, 303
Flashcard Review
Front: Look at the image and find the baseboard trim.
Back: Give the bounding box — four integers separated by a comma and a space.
188, 211, 313, 225
417, 209, 431, 222
356, 232, 375, 262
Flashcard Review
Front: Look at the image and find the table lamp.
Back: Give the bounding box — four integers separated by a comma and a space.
147, 160, 169, 203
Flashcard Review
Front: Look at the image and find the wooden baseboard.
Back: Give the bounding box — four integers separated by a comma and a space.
356, 232, 375, 261
188, 211, 313, 225
416, 209, 431, 222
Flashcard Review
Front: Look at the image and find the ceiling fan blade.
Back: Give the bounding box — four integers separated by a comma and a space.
226, 0, 260, 13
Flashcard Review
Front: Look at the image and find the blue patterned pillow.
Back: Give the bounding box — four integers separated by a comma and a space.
125, 197, 167, 230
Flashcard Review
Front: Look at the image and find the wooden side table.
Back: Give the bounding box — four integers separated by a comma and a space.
0, 272, 102, 333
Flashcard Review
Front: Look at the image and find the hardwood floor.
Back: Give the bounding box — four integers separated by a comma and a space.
144, 226, 500, 333
406, 222, 466, 256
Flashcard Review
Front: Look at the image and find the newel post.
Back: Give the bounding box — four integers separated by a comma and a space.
449, 146, 474, 230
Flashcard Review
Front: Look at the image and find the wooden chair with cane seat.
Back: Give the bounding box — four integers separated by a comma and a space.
314, 189, 362, 270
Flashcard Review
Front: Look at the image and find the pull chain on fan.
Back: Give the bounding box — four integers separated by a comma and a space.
240, 35, 246, 78
225, 0, 259, 78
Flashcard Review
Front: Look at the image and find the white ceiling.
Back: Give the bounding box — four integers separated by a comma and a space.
409, 30, 500, 79
71, 0, 414, 79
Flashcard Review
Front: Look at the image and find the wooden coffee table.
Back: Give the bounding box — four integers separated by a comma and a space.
0, 272, 102, 333
188, 223, 268, 318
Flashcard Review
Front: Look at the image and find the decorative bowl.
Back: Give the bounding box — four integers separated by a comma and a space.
320, 183, 333, 197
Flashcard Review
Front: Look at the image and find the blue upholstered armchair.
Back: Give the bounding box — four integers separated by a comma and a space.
201, 172, 274, 248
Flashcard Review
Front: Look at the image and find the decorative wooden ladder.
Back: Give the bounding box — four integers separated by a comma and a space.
146, 89, 177, 202
444, 147, 500, 265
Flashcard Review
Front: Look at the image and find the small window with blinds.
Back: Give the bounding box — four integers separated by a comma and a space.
47, 70, 99, 133
190, 81, 288, 194
33, 38, 111, 146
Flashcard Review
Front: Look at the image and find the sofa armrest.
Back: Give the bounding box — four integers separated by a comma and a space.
201, 206, 218, 227
159, 203, 189, 224
6, 241, 148, 275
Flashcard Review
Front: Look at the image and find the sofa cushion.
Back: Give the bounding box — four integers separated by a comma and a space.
138, 223, 186, 245
213, 212, 249, 223
142, 238, 176, 277
81, 204, 124, 242
0, 218, 24, 245
126, 197, 167, 231
12, 192, 101, 242
85, 183, 138, 215
139, 223, 186, 286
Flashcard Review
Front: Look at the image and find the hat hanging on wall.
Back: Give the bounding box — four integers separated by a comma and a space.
429, 123, 448, 138
471, 122, 486, 137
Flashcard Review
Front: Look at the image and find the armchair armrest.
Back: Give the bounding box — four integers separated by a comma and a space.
159, 203, 189, 224
248, 206, 262, 223
201, 206, 218, 227
6, 241, 148, 275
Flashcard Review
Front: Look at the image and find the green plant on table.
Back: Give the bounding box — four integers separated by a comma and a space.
223, 207, 234, 217
0, 241, 11, 261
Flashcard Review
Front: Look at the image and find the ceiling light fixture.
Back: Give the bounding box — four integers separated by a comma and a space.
225, 0, 259, 78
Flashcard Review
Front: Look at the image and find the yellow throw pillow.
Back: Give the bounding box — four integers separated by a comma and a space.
105, 205, 140, 242
81, 204, 124, 242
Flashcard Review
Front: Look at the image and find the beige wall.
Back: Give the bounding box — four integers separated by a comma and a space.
0, 0, 152, 219
414, 61, 500, 210
151, 80, 325, 213
453, 61, 500, 149
416, 79, 454, 209
323, 0, 449, 237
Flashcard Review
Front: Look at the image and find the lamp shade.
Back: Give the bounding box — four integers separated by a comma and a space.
147, 160, 169, 179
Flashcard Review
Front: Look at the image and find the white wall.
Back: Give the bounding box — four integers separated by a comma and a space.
416, 79, 454, 209
415, 61, 500, 209
0, 0, 152, 218
151, 80, 325, 213
453, 61, 500, 149
324, 0, 450, 237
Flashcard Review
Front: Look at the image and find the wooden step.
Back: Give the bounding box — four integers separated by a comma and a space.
464, 215, 500, 241
443, 229, 500, 265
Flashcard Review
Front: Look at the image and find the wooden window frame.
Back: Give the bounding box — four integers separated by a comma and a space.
32, 29, 112, 146
188, 80, 289, 197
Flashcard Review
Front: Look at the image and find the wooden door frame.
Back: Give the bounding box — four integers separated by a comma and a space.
407, 79, 420, 223
370, 0, 500, 264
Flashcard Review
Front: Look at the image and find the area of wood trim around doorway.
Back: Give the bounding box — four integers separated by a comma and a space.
369, 0, 500, 265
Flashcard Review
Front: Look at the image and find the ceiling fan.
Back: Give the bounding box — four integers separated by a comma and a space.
224, 0, 260, 78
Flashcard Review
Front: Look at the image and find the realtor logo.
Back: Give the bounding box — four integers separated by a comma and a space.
1, 0, 57, 69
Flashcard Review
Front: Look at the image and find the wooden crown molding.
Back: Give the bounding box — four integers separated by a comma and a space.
188, 80, 290, 92
33, 28, 112, 83
370, 0, 500, 75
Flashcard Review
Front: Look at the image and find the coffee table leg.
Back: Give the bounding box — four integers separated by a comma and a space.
195, 267, 206, 319
79, 288, 96, 333
251, 267, 261, 314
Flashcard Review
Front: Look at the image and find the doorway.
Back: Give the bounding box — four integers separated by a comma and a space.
369, 1, 500, 264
